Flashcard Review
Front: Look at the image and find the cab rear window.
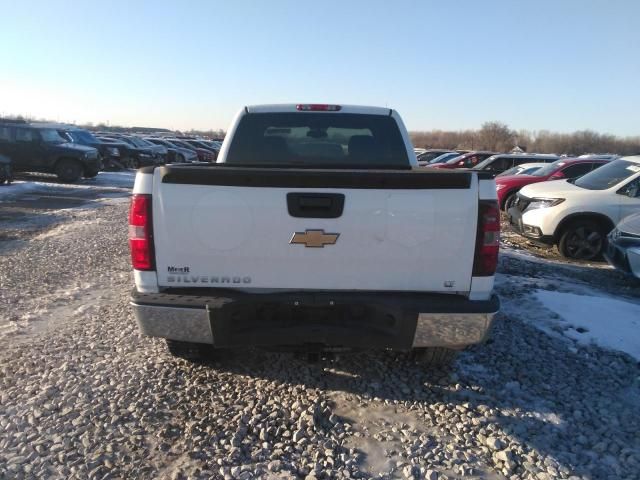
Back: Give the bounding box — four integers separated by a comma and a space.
225, 113, 410, 168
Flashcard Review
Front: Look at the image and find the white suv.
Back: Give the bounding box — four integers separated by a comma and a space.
508, 156, 640, 260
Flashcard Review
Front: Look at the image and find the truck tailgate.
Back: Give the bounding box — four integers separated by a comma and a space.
151, 166, 478, 293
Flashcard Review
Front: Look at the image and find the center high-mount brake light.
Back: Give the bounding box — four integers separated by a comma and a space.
128, 194, 155, 271
296, 104, 342, 111
473, 200, 500, 276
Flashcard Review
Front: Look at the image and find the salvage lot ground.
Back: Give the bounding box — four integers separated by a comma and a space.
1, 174, 639, 480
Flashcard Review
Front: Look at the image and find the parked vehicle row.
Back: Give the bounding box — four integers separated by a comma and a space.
507, 156, 640, 263
0, 118, 223, 182
428, 151, 497, 170
419, 147, 640, 273
426, 152, 559, 176
417, 151, 460, 166
144, 138, 198, 164
93, 135, 161, 169
0, 119, 101, 182
415, 149, 459, 163
497, 157, 610, 211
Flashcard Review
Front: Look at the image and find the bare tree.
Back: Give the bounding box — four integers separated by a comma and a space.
410, 124, 640, 156
476, 122, 515, 151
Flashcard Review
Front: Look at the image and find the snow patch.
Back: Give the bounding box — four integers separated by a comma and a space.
0, 181, 41, 200
0, 170, 134, 201
534, 290, 640, 361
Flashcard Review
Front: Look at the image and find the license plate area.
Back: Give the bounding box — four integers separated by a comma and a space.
208, 296, 417, 350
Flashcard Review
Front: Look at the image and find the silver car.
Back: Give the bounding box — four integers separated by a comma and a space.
605, 211, 640, 279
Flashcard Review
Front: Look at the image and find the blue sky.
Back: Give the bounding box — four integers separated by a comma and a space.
1, 0, 638, 135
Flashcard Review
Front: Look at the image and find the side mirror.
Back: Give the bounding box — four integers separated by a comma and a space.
549, 171, 565, 180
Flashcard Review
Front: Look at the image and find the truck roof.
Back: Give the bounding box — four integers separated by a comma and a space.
245, 104, 393, 116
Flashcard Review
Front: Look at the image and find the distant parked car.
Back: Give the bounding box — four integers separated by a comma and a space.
605, 212, 640, 279
199, 139, 222, 151
182, 139, 219, 160
101, 134, 165, 163
141, 138, 181, 163
166, 138, 215, 162
497, 162, 548, 177
121, 135, 168, 163
496, 158, 610, 210
145, 138, 198, 163
471, 154, 559, 176
0, 154, 12, 184
508, 156, 640, 260
58, 127, 119, 168
416, 149, 455, 163
96, 137, 159, 169
0, 120, 100, 182
427, 151, 497, 169
418, 152, 460, 166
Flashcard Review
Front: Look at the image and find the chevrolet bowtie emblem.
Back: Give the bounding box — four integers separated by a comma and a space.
290, 229, 340, 248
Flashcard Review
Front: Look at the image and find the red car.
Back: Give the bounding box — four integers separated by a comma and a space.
427, 151, 496, 169
496, 158, 610, 210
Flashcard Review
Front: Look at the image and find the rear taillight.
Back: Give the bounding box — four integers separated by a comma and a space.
296, 104, 342, 111
128, 194, 155, 271
473, 200, 500, 276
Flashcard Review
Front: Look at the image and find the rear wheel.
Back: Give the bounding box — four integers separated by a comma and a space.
84, 166, 99, 178
0, 163, 12, 184
166, 339, 216, 362
119, 156, 132, 169
176, 154, 185, 163
558, 220, 606, 260
411, 347, 458, 368
55, 159, 83, 182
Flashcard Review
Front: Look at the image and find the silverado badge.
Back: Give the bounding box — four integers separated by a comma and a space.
290, 229, 340, 248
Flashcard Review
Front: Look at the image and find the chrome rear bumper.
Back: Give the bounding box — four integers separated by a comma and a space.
131, 290, 499, 350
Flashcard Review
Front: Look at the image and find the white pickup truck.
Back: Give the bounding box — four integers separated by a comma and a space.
129, 104, 500, 365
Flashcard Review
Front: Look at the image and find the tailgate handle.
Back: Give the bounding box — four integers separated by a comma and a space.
287, 193, 345, 218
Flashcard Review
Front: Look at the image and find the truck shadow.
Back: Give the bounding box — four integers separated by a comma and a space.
199, 313, 639, 478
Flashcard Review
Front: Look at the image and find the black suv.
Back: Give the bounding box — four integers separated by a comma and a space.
96, 136, 160, 169
0, 120, 100, 182
58, 127, 121, 167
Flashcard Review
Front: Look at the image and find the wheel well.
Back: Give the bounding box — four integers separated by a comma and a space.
500, 189, 519, 209
554, 213, 615, 241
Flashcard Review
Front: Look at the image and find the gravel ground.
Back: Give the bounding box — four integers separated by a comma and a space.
1, 201, 639, 480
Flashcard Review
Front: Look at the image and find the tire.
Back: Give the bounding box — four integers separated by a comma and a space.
558, 220, 606, 260
84, 167, 99, 178
503, 191, 518, 212
411, 347, 458, 368
176, 154, 185, 163
166, 339, 215, 362
119, 157, 132, 169
55, 159, 83, 182
129, 158, 140, 169
0, 164, 12, 184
